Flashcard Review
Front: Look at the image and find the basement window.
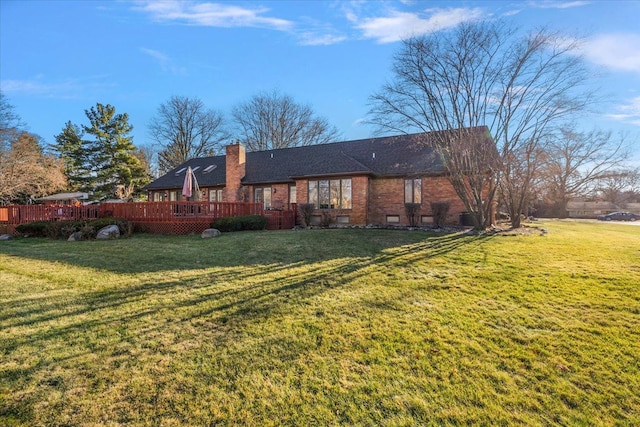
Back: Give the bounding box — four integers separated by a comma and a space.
336, 215, 350, 224
421, 215, 434, 224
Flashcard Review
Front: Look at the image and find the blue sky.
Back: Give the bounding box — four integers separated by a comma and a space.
1, 0, 639, 162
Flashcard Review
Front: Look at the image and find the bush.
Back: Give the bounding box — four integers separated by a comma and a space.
404, 203, 421, 227
212, 215, 267, 232
431, 202, 450, 228
319, 212, 335, 228
298, 203, 315, 227
17, 218, 131, 239
16, 221, 49, 237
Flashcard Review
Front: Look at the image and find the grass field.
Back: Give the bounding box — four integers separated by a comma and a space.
1, 220, 638, 426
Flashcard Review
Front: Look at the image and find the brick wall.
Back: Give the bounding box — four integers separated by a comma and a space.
368, 175, 464, 225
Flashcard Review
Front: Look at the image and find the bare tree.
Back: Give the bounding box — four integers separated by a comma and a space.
0, 91, 26, 152
540, 128, 629, 216
0, 132, 67, 204
369, 21, 593, 229
594, 168, 640, 205
232, 90, 340, 151
149, 96, 228, 173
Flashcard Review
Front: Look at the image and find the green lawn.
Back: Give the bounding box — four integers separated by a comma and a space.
1, 221, 638, 426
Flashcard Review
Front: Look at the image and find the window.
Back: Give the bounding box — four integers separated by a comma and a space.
336, 215, 350, 224
191, 166, 200, 172
255, 187, 272, 208
153, 192, 164, 202
308, 178, 352, 209
404, 178, 422, 204
203, 164, 217, 174
421, 215, 433, 224
169, 190, 179, 201
174, 167, 186, 176
208, 189, 223, 202
386, 215, 400, 223
289, 185, 297, 204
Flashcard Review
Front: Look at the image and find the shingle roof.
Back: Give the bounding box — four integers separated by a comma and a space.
144, 126, 490, 190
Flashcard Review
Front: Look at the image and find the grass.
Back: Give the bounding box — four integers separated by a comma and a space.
0, 220, 639, 426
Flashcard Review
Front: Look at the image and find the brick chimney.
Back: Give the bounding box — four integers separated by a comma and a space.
225, 142, 246, 202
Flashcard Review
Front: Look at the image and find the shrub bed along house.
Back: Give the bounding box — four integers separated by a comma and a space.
211, 215, 267, 232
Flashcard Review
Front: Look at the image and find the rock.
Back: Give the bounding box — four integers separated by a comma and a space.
201, 228, 221, 238
0, 234, 13, 240
68, 231, 83, 241
96, 224, 120, 240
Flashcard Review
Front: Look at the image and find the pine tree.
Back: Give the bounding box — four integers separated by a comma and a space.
82, 103, 150, 200
52, 121, 92, 192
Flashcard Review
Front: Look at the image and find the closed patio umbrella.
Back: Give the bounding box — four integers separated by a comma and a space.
182, 166, 201, 201
182, 166, 193, 199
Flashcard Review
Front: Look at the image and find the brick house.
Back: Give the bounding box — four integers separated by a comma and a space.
145, 127, 493, 226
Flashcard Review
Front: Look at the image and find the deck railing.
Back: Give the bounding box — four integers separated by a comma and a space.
0, 202, 296, 231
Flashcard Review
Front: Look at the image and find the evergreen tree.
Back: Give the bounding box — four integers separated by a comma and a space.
52, 121, 91, 192
82, 103, 150, 200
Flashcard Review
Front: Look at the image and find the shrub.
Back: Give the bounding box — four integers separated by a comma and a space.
16, 221, 49, 237
298, 203, 315, 227
319, 212, 335, 228
404, 203, 421, 227
18, 218, 131, 240
212, 215, 267, 232
431, 202, 450, 228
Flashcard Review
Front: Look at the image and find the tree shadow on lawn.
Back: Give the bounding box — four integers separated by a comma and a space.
2, 231, 488, 331
1, 231, 497, 424
0, 229, 484, 273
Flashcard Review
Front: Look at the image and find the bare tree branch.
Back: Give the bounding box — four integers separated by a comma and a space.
232, 90, 340, 151
149, 96, 228, 173
368, 20, 594, 228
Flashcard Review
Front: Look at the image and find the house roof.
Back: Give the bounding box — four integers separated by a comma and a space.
145, 127, 491, 190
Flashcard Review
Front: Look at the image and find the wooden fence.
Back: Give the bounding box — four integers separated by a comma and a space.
0, 202, 297, 234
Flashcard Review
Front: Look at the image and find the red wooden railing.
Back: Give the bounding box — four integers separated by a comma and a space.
0, 202, 297, 232
102, 201, 264, 222
0, 204, 101, 224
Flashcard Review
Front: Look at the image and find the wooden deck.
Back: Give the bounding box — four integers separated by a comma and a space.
0, 202, 297, 234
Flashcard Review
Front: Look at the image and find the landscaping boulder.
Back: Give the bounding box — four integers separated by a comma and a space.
96, 224, 120, 240
0, 234, 13, 241
68, 231, 83, 241
201, 228, 221, 238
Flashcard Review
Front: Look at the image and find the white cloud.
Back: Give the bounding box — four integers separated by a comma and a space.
298, 33, 347, 46
581, 33, 640, 74
140, 47, 187, 75
0, 76, 114, 98
350, 7, 485, 44
502, 9, 521, 17
606, 97, 640, 126
529, 1, 591, 8
133, 0, 293, 31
